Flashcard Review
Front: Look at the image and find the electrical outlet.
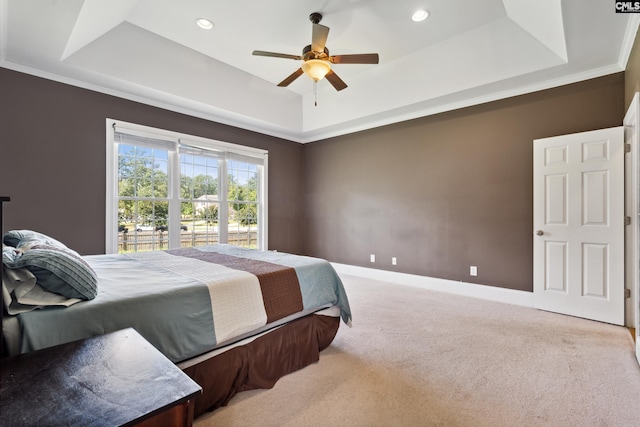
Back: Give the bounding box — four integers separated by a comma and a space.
370, 254, 375, 263
392, 257, 397, 265
470, 266, 477, 276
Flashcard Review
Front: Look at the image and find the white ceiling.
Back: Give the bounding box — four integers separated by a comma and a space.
1, 0, 638, 143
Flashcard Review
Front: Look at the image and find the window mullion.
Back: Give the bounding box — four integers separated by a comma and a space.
105, 127, 118, 253
168, 146, 181, 249
258, 160, 267, 249
218, 157, 229, 244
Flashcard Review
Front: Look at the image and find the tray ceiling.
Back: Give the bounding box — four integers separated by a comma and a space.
1, 0, 638, 142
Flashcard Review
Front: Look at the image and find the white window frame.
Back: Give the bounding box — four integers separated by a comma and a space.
105, 119, 268, 254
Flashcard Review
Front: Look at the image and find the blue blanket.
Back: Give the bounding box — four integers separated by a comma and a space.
11, 245, 351, 362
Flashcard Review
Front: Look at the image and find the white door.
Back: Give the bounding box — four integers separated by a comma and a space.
623, 92, 640, 365
533, 127, 624, 325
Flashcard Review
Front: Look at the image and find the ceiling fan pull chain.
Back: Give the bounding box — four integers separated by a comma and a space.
314, 80, 318, 106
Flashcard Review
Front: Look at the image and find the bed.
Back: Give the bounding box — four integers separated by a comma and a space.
1, 230, 351, 417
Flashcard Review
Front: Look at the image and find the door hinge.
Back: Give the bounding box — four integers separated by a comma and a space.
625, 216, 632, 226
625, 288, 631, 299
625, 143, 631, 153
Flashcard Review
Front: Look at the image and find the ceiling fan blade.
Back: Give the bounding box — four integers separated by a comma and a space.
325, 69, 347, 91
311, 23, 330, 52
253, 50, 302, 60
277, 68, 304, 87
330, 53, 379, 64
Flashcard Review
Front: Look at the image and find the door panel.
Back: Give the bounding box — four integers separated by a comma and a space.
582, 243, 607, 298
545, 241, 567, 292
545, 174, 567, 224
583, 171, 607, 224
533, 127, 624, 325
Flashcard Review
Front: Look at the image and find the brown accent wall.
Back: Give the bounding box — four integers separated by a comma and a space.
0, 68, 304, 255
626, 27, 640, 110
0, 67, 628, 293
302, 73, 625, 292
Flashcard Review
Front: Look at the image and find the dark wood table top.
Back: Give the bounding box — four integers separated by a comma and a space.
0, 328, 201, 427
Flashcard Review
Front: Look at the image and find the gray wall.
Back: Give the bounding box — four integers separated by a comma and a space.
0, 67, 627, 293
0, 68, 305, 255
302, 73, 625, 292
626, 25, 640, 111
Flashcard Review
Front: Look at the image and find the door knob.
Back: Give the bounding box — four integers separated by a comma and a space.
536, 230, 544, 236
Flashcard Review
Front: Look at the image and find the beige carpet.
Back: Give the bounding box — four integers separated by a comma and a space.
195, 274, 640, 427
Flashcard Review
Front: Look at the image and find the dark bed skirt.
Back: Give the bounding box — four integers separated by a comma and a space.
181, 313, 341, 417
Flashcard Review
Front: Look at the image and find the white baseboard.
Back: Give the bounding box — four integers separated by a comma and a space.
332, 263, 534, 308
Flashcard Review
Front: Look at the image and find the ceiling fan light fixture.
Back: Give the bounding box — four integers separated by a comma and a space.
196, 18, 213, 30
301, 59, 331, 82
411, 9, 430, 22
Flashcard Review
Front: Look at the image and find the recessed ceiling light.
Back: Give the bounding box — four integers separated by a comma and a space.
196, 18, 214, 30
411, 9, 430, 22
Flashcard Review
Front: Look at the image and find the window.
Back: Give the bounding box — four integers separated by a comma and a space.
106, 120, 267, 254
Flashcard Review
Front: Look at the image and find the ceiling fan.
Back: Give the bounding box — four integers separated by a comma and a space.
252, 12, 379, 94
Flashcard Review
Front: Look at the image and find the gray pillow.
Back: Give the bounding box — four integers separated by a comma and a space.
3, 230, 68, 249
2, 244, 97, 300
